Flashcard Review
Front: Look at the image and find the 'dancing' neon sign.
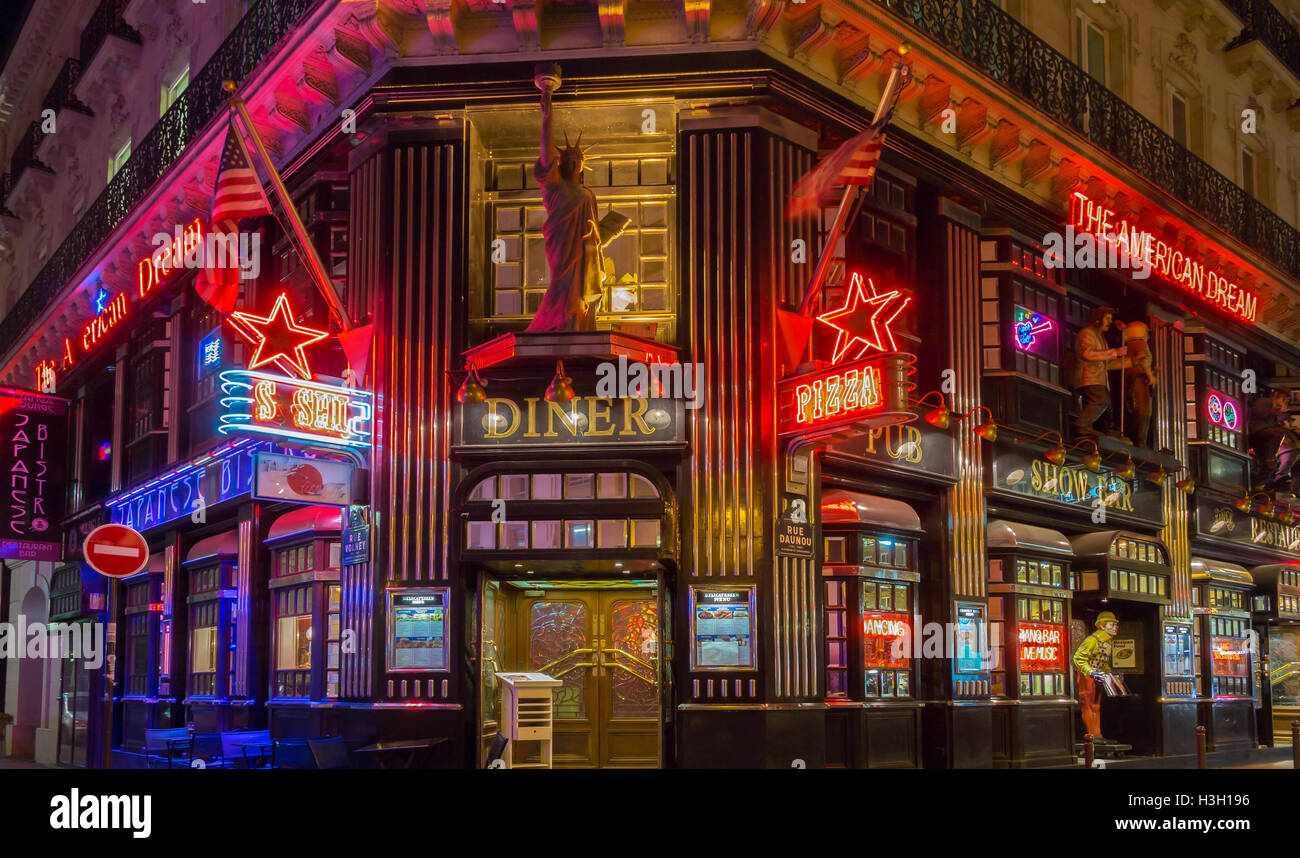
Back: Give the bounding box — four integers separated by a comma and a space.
219, 370, 372, 449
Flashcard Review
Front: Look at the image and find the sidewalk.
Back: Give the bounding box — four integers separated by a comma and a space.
0, 756, 54, 769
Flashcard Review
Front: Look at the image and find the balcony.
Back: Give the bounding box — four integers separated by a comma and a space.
78, 0, 141, 71
872, 0, 1300, 287
0, 0, 319, 358
1223, 0, 1300, 81
36, 58, 95, 164
8, 121, 54, 203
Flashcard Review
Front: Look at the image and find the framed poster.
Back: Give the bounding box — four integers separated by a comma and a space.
954, 602, 988, 674
253, 452, 352, 507
386, 588, 450, 672
689, 586, 756, 671
1111, 637, 1138, 670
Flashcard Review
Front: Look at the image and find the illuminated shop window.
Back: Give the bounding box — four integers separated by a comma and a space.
1014, 597, 1066, 698
1208, 615, 1252, 698
467, 102, 677, 344
1270, 628, 1299, 707
825, 580, 849, 697
863, 580, 913, 698
978, 235, 1063, 388
465, 471, 664, 553
1184, 335, 1244, 453
274, 585, 313, 697
822, 530, 920, 701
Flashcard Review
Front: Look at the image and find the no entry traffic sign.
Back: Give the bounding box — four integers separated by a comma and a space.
82, 523, 149, 578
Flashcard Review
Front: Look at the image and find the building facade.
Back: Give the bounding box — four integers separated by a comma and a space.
1, 0, 1299, 768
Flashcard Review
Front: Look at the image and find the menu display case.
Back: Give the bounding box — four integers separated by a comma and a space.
688, 586, 755, 670
387, 588, 451, 672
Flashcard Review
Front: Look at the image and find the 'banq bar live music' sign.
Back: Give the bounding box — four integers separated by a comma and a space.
218, 370, 373, 450
105, 439, 273, 531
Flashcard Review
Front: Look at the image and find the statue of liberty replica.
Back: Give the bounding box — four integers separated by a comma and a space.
526, 63, 629, 332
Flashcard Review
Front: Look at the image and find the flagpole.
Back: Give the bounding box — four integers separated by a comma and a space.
795, 63, 909, 318
222, 82, 353, 332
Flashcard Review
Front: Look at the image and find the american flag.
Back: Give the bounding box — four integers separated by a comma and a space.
786, 122, 886, 219
196, 120, 272, 312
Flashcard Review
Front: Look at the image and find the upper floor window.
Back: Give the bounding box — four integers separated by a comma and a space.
1170, 90, 1188, 149
467, 102, 677, 346
160, 66, 189, 117
108, 138, 131, 183
1074, 12, 1108, 86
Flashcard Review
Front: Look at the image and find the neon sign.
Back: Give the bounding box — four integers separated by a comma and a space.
105, 438, 271, 531
1017, 622, 1064, 672
139, 218, 204, 300
816, 272, 910, 363
34, 360, 57, 394
218, 370, 372, 450
792, 364, 882, 426
1070, 192, 1258, 323
38, 219, 205, 373
1206, 391, 1240, 431
226, 293, 329, 380
198, 328, 223, 378
1013, 305, 1055, 354
863, 610, 910, 669
81, 291, 128, 351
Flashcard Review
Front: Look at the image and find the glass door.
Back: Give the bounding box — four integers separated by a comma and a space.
514, 587, 661, 768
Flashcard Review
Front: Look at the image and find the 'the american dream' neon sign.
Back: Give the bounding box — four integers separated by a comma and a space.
1068, 192, 1258, 323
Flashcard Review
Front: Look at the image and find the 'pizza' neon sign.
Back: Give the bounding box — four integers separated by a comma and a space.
219, 370, 372, 449
793, 364, 882, 426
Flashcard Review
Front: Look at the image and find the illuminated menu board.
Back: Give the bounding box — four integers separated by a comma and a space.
691, 587, 756, 670
387, 588, 449, 672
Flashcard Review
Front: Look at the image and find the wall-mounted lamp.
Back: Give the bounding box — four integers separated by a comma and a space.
544, 360, 576, 403
1072, 438, 1101, 473
1014, 430, 1066, 465
457, 362, 487, 404
1142, 462, 1167, 487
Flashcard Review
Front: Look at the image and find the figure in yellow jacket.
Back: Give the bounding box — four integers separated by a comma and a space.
1073, 611, 1119, 740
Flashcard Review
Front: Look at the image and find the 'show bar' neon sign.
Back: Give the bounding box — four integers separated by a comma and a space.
219, 370, 372, 449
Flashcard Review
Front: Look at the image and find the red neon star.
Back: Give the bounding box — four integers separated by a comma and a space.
226, 293, 329, 380
816, 272, 911, 363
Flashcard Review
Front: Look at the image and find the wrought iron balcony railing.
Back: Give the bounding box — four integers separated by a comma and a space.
42, 58, 93, 119
79, 0, 141, 70
8, 121, 52, 187
873, 0, 1300, 287
1223, 0, 1300, 80
0, 0, 319, 358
